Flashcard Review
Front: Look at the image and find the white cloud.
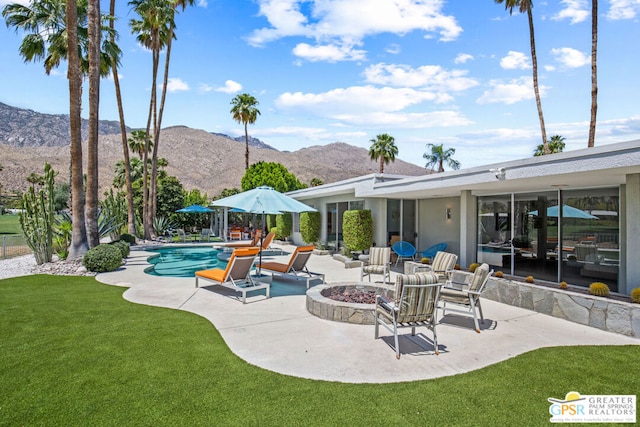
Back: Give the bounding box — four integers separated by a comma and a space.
552, 0, 589, 24
500, 51, 530, 70
0, 0, 28, 5
385, 44, 401, 54
477, 77, 548, 105
454, 53, 473, 64
551, 47, 590, 68
276, 85, 448, 116
607, 0, 640, 20
163, 78, 189, 92
292, 42, 366, 62
197, 0, 208, 7
363, 63, 478, 92
330, 110, 473, 127
247, 0, 462, 62
215, 80, 242, 94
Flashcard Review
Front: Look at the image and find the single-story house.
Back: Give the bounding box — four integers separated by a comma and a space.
286, 140, 640, 296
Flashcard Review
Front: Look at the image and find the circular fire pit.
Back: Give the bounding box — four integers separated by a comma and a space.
306, 282, 394, 324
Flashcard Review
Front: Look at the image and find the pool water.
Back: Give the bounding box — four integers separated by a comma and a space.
145, 246, 226, 277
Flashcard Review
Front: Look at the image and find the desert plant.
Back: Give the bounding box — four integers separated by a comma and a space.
342, 210, 373, 252
469, 263, 480, 272
454, 264, 461, 270
53, 214, 72, 260
153, 216, 173, 237
299, 211, 321, 244
495, 271, 504, 278
120, 233, 136, 245
559, 281, 568, 289
525, 276, 535, 283
589, 282, 610, 297
630, 288, 640, 303
275, 213, 292, 240
82, 244, 123, 273
421, 257, 430, 264
19, 162, 56, 265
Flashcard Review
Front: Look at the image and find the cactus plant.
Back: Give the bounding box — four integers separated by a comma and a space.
19, 162, 56, 265
525, 276, 535, 283
559, 281, 568, 289
421, 257, 430, 264
469, 263, 480, 272
631, 288, 640, 304
495, 271, 504, 278
589, 282, 610, 297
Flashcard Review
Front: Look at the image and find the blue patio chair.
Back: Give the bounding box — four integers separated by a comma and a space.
420, 242, 447, 260
392, 241, 417, 266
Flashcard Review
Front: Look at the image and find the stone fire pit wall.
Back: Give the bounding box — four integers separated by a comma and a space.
306, 282, 394, 325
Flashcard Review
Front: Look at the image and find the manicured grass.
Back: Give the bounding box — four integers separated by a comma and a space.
0, 214, 21, 235
1, 275, 638, 426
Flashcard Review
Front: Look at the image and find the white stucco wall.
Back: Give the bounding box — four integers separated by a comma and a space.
418, 197, 461, 259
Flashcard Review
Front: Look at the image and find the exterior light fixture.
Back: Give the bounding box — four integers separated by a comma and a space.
446, 207, 452, 220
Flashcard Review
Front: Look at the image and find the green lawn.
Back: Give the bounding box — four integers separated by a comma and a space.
0, 214, 21, 235
1, 275, 638, 426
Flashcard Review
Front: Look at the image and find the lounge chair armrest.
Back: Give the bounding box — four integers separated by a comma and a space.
376, 295, 395, 312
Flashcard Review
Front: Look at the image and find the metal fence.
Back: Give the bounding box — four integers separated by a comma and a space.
1, 235, 32, 259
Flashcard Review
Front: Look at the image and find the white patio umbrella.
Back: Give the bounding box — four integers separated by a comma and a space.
210, 186, 317, 271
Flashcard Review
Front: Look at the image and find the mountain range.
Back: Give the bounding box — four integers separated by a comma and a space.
0, 102, 427, 197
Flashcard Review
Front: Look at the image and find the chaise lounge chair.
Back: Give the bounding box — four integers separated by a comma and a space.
195, 247, 269, 303
374, 271, 442, 358
224, 229, 263, 248
256, 245, 324, 289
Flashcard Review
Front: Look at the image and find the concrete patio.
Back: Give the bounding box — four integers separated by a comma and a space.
96, 244, 639, 384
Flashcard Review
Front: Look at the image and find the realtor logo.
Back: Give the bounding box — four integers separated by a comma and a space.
549, 391, 636, 423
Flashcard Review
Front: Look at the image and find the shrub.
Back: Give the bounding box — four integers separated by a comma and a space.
495, 271, 504, 278
120, 233, 136, 245
300, 211, 321, 244
110, 240, 130, 258
589, 282, 610, 297
342, 210, 373, 252
469, 263, 480, 272
525, 276, 535, 283
275, 213, 292, 240
559, 281, 568, 289
83, 244, 123, 273
630, 288, 640, 303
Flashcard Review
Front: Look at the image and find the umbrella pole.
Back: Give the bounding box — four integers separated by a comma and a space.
258, 212, 265, 275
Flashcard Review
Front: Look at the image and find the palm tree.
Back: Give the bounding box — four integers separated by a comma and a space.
4, 0, 120, 258
534, 135, 565, 156
110, 0, 136, 235
85, 0, 101, 248
230, 93, 261, 170
495, 0, 549, 155
588, 0, 598, 148
423, 143, 461, 173
129, 0, 175, 239
368, 133, 399, 174
128, 130, 152, 159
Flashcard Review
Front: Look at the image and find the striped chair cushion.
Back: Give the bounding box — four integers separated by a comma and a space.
468, 263, 490, 292
394, 272, 439, 306
368, 247, 390, 266
363, 265, 388, 274
431, 251, 457, 273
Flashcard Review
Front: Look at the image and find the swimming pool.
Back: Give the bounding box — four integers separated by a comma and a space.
145, 246, 227, 277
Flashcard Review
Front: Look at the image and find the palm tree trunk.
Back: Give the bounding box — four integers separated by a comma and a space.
244, 122, 249, 170
110, 0, 135, 235
66, 0, 88, 259
143, 47, 159, 240
150, 22, 175, 233
527, 9, 549, 154
379, 157, 384, 174
588, 0, 598, 148
85, 0, 100, 248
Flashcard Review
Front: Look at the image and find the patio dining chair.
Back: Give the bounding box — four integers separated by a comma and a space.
439, 263, 493, 333
419, 251, 458, 282
374, 271, 441, 359
360, 246, 391, 283
392, 241, 417, 266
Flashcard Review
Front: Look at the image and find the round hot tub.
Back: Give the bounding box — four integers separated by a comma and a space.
306, 282, 394, 325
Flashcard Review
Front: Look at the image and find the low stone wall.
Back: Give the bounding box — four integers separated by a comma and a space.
481, 276, 640, 338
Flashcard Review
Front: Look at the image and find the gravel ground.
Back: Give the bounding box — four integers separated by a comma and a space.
0, 254, 94, 279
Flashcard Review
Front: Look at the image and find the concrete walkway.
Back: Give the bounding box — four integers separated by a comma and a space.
96, 244, 639, 384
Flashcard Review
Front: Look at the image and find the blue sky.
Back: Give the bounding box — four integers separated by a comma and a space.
1, 0, 639, 169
